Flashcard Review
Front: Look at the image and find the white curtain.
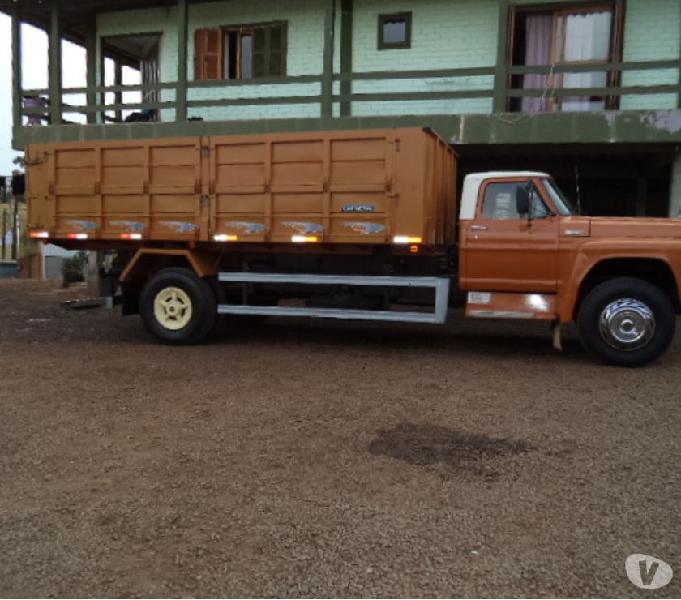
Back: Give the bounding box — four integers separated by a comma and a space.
142, 56, 160, 103
561, 11, 611, 111
521, 14, 553, 113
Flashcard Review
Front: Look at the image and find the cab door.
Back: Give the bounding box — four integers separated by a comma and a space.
461, 178, 559, 293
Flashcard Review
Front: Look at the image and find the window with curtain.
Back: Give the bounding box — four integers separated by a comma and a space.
195, 22, 287, 81
558, 10, 612, 111
510, 4, 620, 113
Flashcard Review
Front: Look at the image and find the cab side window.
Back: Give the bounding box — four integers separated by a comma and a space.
482, 181, 550, 220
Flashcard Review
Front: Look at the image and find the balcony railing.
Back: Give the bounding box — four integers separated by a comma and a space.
18, 59, 681, 127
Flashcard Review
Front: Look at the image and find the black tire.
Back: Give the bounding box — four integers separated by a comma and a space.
577, 277, 675, 367
140, 268, 217, 344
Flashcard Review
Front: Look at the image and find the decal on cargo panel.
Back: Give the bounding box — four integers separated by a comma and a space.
223, 221, 266, 235
341, 204, 376, 213
282, 221, 324, 235
159, 221, 198, 234
65, 220, 97, 232
109, 220, 145, 233
342, 222, 385, 235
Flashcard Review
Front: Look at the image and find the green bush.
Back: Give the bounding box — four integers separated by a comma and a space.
62, 251, 88, 287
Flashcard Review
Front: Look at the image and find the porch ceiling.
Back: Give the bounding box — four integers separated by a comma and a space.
0, 0, 224, 44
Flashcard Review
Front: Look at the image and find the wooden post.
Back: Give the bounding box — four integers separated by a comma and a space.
2, 208, 7, 260
339, 0, 353, 117
176, 0, 189, 122
86, 20, 98, 125
11, 193, 19, 261
10, 6, 22, 130
48, 1, 62, 125
678, 1, 681, 109
493, 0, 510, 113
114, 61, 123, 122
99, 38, 107, 123
321, 0, 336, 119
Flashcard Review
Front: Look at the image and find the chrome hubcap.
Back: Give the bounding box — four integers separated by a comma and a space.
153, 286, 192, 330
599, 298, 655, 351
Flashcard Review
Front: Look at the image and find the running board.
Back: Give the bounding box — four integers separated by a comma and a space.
217, 272, 450, 324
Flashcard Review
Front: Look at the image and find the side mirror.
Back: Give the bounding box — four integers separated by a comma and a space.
515, 184, 530, 217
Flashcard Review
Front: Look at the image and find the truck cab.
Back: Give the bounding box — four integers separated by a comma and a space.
459, 171, 681, 366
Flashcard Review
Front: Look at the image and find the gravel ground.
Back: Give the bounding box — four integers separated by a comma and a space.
0, 279, 680, 598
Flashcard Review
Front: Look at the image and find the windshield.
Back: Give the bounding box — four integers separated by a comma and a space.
543, 178, 578, 216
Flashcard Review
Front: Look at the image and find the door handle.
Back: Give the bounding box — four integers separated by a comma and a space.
470, 224, 488, 231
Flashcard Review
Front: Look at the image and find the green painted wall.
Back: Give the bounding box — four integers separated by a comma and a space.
349, 0, 497, 116
97, 0, 327, 121
620, 0, 681, 110
97, 5, 179, 120
95, 0, 681, 122
187, 0, 325, 120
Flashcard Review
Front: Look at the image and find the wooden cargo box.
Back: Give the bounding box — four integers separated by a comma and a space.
26, 128, 457, 247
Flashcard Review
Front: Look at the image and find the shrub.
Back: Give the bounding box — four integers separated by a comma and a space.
62, 251, 88, 287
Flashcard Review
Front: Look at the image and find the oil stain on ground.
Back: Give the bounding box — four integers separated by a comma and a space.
369, 423, 534, 479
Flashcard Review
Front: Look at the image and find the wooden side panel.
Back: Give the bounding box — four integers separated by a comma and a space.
52, 146, 99, 238
26, 128, 458, 247
27, 139, 203, 242
209, 130, 418, 244
26, 145, 52, 231
429, 133, 458, 246
271, 138, 325, 243
327, 136, 391, 244
147, 142, 202, 241
211, 139, 269, 241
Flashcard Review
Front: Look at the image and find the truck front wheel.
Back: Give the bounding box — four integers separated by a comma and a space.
577, 277, 675, 367
140, 268, 217, 344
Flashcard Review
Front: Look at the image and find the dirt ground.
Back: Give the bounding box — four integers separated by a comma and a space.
0, 278, 680, 598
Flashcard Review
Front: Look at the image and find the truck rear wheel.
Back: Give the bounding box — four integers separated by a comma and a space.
577, 277, 675, 367
140, 268, 217, 344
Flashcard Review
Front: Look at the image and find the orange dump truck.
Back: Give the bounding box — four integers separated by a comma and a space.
25, 127, 681, 366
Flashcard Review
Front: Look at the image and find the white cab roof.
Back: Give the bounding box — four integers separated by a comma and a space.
460, 171, 550, 220
465, 171, 550, 181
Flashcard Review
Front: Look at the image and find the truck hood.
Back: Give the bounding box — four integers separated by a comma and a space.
560, 217, 681, 239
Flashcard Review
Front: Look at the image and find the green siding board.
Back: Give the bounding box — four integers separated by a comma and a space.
48, 3, 62, 126
493, 0, 510, 112
85, 22, 98, 125
13, 110, 681, 148
339, 0, 353, 117
620, 0, 681, 110
321, 0, 336, 118
176, 0, 188, 122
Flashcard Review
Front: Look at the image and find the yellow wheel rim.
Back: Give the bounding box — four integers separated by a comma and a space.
153, 286, 193, 331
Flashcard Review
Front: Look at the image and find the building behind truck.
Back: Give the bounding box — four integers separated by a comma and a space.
2, 0, 681, 215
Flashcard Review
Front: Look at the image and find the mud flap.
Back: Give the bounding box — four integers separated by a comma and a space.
121, 281, 141, 316
552, 322, 563, 352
